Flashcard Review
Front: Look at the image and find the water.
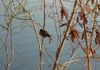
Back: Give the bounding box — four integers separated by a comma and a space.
0, 0, 100, 70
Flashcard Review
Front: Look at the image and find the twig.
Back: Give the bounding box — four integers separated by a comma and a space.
53, 0, 77, 70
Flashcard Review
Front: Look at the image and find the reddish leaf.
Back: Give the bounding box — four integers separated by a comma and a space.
91, 0, 94, 4
81, 31, 86, 40
69, 29, 80, 42
77, 11, 87, 25
80, 12, 85, 20
81, 12, 87, 23
60, 7, 66, 21
95, 30, 100, 44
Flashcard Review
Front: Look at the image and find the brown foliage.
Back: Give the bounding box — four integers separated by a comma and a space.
91, 0, 94, 4
69, 28, 80, 42
95, 30, 100, 44
97, 4, 100, 10
60, 7, 66, 21
81, 31, 86, 40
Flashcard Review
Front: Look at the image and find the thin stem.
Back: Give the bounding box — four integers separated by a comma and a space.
78, 0, 92, 70
39, 0, 46, 70
53, 0, 77, 70
28, 12, 41, 70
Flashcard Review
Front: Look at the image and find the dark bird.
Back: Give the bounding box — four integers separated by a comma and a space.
39, 29, 52, 43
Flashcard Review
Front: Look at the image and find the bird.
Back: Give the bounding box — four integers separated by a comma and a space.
39, 29, 52, 43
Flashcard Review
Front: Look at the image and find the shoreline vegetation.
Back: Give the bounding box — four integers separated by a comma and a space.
0, 0, 100, 70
